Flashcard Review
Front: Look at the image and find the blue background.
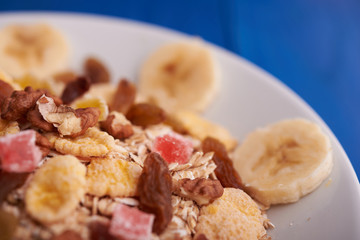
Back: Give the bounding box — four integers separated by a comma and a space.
1, 0, 359, 179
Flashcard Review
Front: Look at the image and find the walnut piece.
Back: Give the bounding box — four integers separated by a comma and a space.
0, 79, 14, 113
35, 132, 51, 157
173, 178, 224, 206
37, 95, 100, 137
101, 111, 133, 140
27, 106, 56, 132
1, 87, 46, 121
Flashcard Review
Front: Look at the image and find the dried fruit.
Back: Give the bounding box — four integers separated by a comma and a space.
101, 111, 133, 140
72, 95, 109, 121
84, 57, 110, 84
202, 137, 243, 189
137, 152, 172, 234
86, 158, 142, 197
46, 127, 117, 157
126, 103, 166, 128
109, 204, 155, 240
153, 133, 193, 164
0, 130, 42, 172
37, 95, 100, 137
53, 71, 77, 84
173, 178, 224, 205
163, 115, 188, 135
51, 230, 83, 240
25, 155, 86, 223
111, 79, 136, 114
0, 209, 18, 240
61, 76, 91, 104
89, 221, 117, 240
0, 171, 29, 203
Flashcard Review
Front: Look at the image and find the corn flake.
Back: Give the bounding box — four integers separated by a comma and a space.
86, 157, 142, 197
46, 127, 118, 157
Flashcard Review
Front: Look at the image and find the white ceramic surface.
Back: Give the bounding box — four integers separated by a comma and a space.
0, 12, 359, 240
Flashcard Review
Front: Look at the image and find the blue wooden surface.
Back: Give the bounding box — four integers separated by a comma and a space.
0, 0, 359, 179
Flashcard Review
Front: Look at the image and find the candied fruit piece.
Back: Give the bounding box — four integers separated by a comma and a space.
86, 157, 141, 197
25, 155, 86, 223
0, 130, 42, 172
153, 133, 193, 164
109, 204, 154, 240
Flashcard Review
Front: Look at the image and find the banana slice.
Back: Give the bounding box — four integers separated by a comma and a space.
0, 23, 69, 79
172, 110, 237, 151
233, 119, 333, 206
138, 40, 220, 113
0, 67, 21, 90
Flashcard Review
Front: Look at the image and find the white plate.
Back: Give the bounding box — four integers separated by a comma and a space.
0, 12, 359, 240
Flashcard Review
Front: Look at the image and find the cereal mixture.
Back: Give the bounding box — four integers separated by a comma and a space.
0, 23, 333, 240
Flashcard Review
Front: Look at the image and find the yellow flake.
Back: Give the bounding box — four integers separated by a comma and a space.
25, 155, 86, 223
71, 95, 109, 121
47, 127, 117, 157
195, 188, 266, 240
0, 119, 20, 136
86, 157, 142, 197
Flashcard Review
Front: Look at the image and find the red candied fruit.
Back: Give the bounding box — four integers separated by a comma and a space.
0, 130, 42, 173
153, 133, 193, 164
109, 203, 154, 240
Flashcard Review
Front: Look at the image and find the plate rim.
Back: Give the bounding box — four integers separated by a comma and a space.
0, 10, 359, 238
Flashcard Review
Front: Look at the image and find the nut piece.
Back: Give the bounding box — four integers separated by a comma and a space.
35, 132, 51, 157
111, 79, 136, 114
1, 86, 46, 121
37, 95, 100, 137
61, 76, 91, 104
84, 57, 110, 84
101, 111, 133, 140
27, 106, 56, 132
173, 178, 224, 206
0, 79, 14, 110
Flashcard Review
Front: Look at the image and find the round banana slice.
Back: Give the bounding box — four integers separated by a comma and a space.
233, 119, 333, 206
138, 40, 220, 113
0, 23, 69, 79
0, 67, 21, 90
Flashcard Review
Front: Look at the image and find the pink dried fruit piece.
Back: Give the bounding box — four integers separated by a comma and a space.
109, 203, 155, 240
153, 133, 193, 164
0, 130, 42, 173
